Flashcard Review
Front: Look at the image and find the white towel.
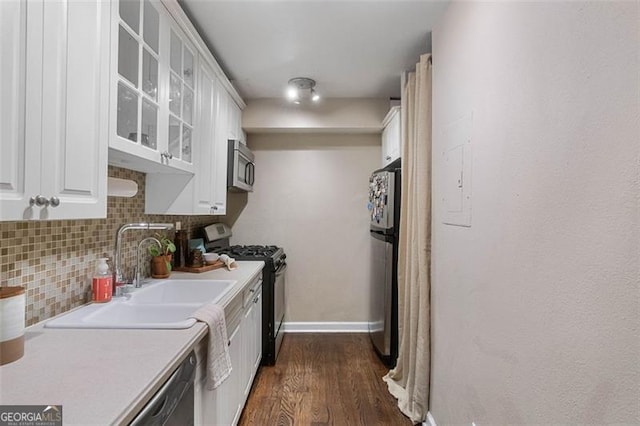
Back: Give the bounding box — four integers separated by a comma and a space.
219, 254, 238, 271
192, 303, 232, 389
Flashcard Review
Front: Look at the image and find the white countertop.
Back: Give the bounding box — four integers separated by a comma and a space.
0, 261, 264, 425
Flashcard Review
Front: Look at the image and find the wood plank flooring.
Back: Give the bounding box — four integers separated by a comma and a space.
238, 333, 412, 426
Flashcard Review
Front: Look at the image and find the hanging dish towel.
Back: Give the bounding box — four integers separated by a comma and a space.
192, 303, 232, 389
219, 254, 238, 271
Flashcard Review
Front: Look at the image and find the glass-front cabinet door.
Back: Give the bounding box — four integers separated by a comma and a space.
115, 0, 160, 150
167, 27, 196, 166
109, 0, 195, 173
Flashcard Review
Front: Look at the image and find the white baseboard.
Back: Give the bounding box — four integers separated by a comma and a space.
282, 321, 369, 333
426, 411, 437, 426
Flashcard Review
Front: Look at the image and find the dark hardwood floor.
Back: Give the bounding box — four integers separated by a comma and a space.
238, 333, 412, 426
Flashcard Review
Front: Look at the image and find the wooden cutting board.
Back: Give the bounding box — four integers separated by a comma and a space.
173, 260, 225, 273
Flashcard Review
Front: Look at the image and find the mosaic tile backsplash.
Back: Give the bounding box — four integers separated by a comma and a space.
0, 166, 219, 326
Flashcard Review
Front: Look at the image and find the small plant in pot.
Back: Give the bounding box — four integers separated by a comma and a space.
148, 234, 176, 278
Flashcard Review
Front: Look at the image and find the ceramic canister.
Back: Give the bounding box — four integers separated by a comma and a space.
0, 286, 25, 365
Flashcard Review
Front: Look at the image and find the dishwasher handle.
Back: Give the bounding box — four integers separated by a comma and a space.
130, 351, 196, 426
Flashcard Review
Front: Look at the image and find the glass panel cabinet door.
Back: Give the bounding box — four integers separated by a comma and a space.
166, 27, 196, 166
111, 0, 197, 173
115, 0, 160, 151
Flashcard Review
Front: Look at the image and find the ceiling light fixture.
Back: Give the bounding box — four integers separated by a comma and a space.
286, 86, 298, 101
286, 77, 320, 104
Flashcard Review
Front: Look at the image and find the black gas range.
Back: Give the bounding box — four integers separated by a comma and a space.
203, 224, 287, 366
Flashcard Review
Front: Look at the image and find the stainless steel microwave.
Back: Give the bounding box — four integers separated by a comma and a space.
227, 139, 255, 192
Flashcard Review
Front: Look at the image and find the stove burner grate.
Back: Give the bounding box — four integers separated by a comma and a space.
215, 245, 280, 259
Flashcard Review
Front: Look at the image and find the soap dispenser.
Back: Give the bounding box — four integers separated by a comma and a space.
92, 258, 113, 303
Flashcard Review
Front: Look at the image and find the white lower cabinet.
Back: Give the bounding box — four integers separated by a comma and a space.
195, 277, 262, 425
245, 287, 262, 394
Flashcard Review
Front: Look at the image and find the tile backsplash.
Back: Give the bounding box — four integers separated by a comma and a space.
0, 166, 218, 326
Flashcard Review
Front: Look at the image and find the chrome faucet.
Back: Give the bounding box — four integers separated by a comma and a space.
135, 237, 162, 287
114, 223, 174, 286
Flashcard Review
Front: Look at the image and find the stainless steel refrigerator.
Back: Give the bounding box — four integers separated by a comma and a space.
367, 158, 400, 367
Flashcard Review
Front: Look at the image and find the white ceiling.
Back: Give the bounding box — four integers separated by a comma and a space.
178, 0, 450, 100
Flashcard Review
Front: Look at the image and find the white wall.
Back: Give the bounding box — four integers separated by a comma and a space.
242, 98, 389, 133
431, 1, 639, 424
229, 133, 381, 324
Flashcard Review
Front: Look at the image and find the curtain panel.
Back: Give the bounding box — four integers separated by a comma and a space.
383, 53, 433, 424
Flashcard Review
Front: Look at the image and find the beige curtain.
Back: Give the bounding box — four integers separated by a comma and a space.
383, 53, 432, 423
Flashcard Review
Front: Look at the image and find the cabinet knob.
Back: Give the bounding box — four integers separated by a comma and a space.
161, 151, 174, 160
386, 156, 392, 160
30, 195, 49, 207
49, 196, 60, 207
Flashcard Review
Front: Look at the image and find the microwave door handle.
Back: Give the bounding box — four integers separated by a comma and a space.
249, 162, 255, 186
244, 162, 250, 185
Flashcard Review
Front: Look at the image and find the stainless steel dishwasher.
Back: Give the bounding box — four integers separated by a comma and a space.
130, 351, 196, 426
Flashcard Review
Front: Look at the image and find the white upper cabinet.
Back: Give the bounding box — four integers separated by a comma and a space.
166, 24, 197, 170
109, 0, 196, 174
145, 0, 245, 215
382, 106, 401, 166
212, 81, 233, 215
193, 58, 220, 215
0, 0, 109, 221
145, 65, 234, 216
200, 62, 231, 216
228, 100, 243, 142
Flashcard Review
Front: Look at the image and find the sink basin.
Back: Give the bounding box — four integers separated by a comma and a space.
46, 302, 200, 329
131, 279, 235, 304
45, 279, 236, 329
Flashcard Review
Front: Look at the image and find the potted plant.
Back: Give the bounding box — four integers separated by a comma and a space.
148, 234, 176, 278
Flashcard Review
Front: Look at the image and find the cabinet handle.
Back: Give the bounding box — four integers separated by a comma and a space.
30, 195, 49, 207
49, 196, 60, 207
386, 156, 392, 160
161, 151, 174, 160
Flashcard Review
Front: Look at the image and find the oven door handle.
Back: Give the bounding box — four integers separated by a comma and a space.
275, 262, 287, 275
